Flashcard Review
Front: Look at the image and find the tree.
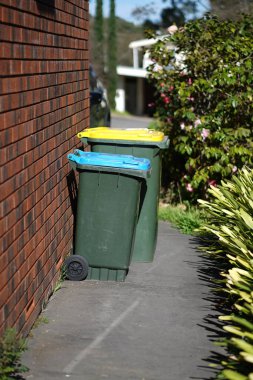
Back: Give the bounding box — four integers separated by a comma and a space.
210, 0, 253, 19
93, 0, 105, 82
160, 5, 186, 27
107, 0, 117, 109
132, 0, 200, 31
132, 0, 253, 32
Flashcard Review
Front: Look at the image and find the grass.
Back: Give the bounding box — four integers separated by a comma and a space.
147, 118, 163, 130
32, 315, 49, 330
111, 110, 131, 117
158, 203, 206, 235
0, 328, 29, 379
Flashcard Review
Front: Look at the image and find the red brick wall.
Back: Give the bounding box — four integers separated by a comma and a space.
0, 0, 89, 336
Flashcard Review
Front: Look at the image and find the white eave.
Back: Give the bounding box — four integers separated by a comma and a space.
117, 66, 148, 78
129, 35, 172, 49
129, 38, 159, 49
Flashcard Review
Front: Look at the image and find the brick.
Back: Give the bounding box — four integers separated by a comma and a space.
0, 0, 89, 337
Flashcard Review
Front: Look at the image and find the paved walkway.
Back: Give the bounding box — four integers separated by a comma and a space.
22, 222, 225, 380
111, 114, 152, 129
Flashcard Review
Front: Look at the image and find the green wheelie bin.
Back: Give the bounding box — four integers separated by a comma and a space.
65, 149, 151, 281
77, 128, 169, 263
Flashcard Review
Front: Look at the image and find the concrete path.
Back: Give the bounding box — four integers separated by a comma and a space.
22, 221, 225, 380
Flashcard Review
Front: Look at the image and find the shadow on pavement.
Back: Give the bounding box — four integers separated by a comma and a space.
186, 236, 229, 380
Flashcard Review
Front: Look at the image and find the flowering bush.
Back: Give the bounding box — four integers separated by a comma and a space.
148, 15, 253, 202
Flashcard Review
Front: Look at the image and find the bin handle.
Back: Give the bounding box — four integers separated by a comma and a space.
123, 160, 139, 166
73, 149, 81, 156
67, 154, 77, 171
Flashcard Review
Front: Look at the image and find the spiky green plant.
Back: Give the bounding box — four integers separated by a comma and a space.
198, 167, 253, 379
0, 328, 28, 379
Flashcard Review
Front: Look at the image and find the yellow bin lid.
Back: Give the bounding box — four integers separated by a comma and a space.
77, 127, 164, 142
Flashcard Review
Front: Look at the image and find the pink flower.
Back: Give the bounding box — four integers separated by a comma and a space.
167, 25, 178, 34
208, 179, 217, 187
186, 183, 193, 192
232, 166, 238, 173
169, 86, 174, 91
194, 118, 201, 127
188, 78, 192, 85
161, 93, 165, 98
163, 96, 170, 104
160, 82, 165, 87
201, 128, 210, 140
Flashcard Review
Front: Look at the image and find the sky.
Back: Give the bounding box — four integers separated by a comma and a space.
89, 1, 210, 24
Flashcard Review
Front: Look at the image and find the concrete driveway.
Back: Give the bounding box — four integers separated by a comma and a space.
111, 114, 153, 130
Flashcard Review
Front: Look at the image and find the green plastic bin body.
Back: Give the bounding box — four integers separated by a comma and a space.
80, 137, 169, 263
74, 165, 148, 281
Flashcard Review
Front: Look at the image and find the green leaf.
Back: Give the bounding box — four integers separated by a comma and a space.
232, 99, 237, 108
222, 370, 247, 380
223, 326, 244, 337
239, 208, 253, 229
240, 352, 253, 363
231, 338, 253, 354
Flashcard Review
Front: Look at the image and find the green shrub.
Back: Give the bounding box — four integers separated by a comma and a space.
198, 167, 253, 379
148, 15, 253, 203
159, 204, 205, 234
0, 328, 28, 380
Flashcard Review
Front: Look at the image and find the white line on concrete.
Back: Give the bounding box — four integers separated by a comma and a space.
63, 299, 140, 375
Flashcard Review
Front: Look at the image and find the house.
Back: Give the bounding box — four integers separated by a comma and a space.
115, 35, 173, 116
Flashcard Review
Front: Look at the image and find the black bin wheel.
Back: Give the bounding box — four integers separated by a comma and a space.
64, 255, 89, 281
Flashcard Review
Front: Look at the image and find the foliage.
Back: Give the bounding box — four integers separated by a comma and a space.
159, 203, 205, 234
94, 0, 104, 43
147, 118, 163, 130
210, 0, 253, 20
107, 0, 117, 109
148, 14, 253, 203
198, 167, 253, 379
160, 0, 198, 27
53, 261, 67, 293
132, 0, 252, 31
32, 315, 49, 330
90, 15, 144, 71
114, 18, 142, 67
112, 110, 131, 117
93, 0, 105, 83
0, 328, 28, 380
132, 0, 201, 31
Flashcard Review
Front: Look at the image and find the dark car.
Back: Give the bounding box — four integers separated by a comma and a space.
89, 66, 111, 128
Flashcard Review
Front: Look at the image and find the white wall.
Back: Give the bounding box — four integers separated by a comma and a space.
115, 76, 125, 112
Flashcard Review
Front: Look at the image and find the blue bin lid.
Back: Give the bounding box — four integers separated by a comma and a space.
67, 149, 151, 171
